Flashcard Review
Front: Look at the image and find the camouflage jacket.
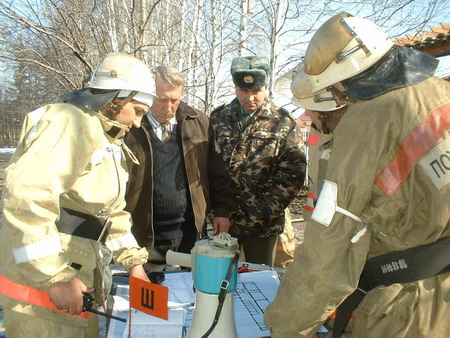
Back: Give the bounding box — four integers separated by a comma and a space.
210, 98, 306, 237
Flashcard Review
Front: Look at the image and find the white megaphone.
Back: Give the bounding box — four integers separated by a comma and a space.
166, 233, 239, 338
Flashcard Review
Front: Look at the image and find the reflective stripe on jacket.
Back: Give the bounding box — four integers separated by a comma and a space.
0, 274, 89, 319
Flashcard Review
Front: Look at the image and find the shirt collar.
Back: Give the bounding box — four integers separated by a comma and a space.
146, 111, 177, 128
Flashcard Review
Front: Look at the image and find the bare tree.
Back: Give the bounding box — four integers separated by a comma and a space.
0, 0, 448, 146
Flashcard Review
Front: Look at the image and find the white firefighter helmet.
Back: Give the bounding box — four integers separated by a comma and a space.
89, 52, 156, 107
274, 62, 344, 111
302, 12, 393, 94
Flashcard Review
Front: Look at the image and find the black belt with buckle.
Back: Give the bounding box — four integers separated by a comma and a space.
332, 236, 450, 337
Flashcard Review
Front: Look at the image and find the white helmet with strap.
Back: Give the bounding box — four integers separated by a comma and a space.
89, 52, 156, 107
302, 12, 393, 95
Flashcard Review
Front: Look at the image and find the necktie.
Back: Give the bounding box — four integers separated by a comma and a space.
161, 122, 171, 142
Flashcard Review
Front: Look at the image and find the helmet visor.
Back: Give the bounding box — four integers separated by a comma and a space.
273, 63, 303, 97
304, 12, 353, 76
62, 88, 119, 111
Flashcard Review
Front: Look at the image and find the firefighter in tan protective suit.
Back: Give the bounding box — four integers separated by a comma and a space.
0, 53, 154, 337
265, 12, 450, 337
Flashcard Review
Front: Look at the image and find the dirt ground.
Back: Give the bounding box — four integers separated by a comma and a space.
289, 190, 307, 243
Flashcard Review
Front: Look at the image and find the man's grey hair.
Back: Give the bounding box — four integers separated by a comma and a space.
154, 65, 185, 88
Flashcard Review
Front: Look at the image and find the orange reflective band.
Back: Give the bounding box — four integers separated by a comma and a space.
308, 134, 320, 145
0, 274, 90, 319
375, 104, 450, 197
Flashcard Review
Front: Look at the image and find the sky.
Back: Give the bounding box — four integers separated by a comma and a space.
436, 55, 450, 78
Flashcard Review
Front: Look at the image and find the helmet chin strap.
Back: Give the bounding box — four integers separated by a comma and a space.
319, 105, 348, 134
319, 112, 332, 134
102, 90, 138, 120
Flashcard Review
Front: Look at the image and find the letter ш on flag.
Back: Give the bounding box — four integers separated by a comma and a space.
129, 275, 169, 320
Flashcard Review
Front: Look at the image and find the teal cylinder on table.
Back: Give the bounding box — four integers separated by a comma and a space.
193, 239, 238, 294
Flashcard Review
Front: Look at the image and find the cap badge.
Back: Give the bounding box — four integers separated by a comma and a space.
243, 75, 254, 83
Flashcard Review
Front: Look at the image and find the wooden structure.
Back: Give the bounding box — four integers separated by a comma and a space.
394, 22, 450, 58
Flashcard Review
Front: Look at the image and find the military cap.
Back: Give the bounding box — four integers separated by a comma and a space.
230, 56, 270, 90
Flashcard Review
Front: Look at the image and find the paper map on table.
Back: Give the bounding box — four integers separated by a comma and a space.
107, 270, 280, 338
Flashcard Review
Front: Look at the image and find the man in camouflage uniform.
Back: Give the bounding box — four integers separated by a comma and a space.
210, 56, 306, 266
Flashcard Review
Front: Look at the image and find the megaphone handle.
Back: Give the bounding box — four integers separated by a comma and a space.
166, 250, 192, 268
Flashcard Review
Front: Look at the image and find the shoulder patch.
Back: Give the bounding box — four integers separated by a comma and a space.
419, 137, 450, 190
